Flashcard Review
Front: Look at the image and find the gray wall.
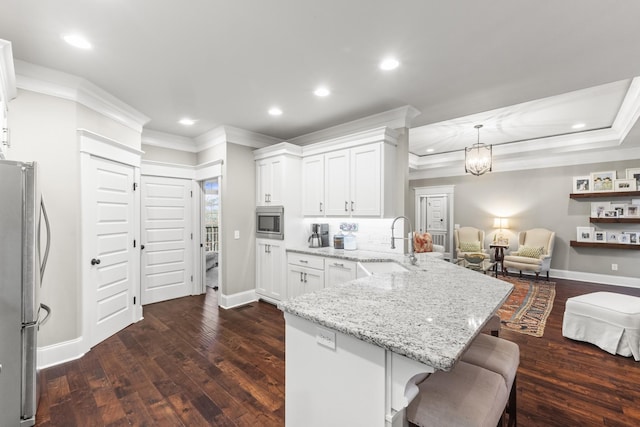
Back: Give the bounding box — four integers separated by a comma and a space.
410, 159, 640, 279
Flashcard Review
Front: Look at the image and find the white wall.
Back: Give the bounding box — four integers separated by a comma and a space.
142, 144, 197, 165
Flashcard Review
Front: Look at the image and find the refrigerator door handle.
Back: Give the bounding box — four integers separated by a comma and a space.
39, 303, 51, 326
39, 197, 51, 282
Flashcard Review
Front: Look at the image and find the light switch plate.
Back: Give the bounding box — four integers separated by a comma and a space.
316, 327, 336, 350
234, 230, 240, 239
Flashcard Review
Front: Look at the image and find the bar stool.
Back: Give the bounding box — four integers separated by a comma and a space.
462, 333, 519, 427
406, 361, 508, 427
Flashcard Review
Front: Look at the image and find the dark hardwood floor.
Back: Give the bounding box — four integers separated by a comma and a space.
36, 277, 640, 426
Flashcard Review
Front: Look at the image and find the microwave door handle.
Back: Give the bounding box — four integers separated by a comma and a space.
39, 197, 51, 282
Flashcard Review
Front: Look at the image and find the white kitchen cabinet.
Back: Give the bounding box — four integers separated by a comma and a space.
324, 149, 351, 215
302, 154, 325, 216
350, 144, 381, 216
256, 239, 286, 302
287, 253, 325, 299
256, 157, 284, 206
325, 259, 357, 287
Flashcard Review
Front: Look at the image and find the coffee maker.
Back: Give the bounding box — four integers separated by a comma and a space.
309, 223, 329, 248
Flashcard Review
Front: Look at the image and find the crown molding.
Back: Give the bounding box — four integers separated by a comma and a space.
14, 60, 149, 133
194, 125, 281, 152
301, 126, 399, 157
142, 129, 198, 153
611, 76, 640, 142
288, 105, 420, 146
0, 39, 17, 102
253, 142, 303, 160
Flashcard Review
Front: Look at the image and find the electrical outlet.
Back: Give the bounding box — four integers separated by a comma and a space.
234, 230, 240, 239
316, 327, 336, 350
612, 263, 618, 271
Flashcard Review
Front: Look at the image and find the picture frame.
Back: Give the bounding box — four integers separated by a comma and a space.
614, 179, 637, 192
626, 168, 640, 189
590, 171, 616, 192
594, 231, 607, 242
590, 201, 611, 218
603, 210, 618, 218
572, 176, 591, 193
608, 232, 619, 243
610, 203, 625, 217
625, 204, 640, 217
618, 233, 630, 244
577, 226, 595, 242
623, 232, 638, 245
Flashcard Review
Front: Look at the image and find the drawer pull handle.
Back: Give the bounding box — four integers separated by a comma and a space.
300, 260, 308, 263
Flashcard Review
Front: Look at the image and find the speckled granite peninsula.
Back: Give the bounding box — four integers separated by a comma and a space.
279, 251, 513, 371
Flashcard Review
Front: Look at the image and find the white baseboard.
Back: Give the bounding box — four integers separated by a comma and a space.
218, 289, 258, 309
37, 337, 86, 369
549, 268, 640, 289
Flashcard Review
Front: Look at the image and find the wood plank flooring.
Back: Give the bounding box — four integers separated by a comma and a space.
36, 277, 640, 426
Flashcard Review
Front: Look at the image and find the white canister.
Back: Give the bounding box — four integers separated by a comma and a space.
344, 232, 357, 251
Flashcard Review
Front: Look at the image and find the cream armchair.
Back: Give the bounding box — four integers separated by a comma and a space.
503, 228, 555, 280
454, 227, 489, 260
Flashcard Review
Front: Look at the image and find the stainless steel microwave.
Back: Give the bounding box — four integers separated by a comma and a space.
256, 205, 284, 239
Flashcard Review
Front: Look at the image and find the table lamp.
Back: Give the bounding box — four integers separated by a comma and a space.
493, 218, 509, 245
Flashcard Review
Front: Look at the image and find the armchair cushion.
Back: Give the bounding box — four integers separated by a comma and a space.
414, 232, 433, 253
460, 241, 482, 252
517, 245, 544, 258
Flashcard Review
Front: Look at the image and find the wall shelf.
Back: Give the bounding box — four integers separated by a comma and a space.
570, 191, 640, 199
570, 240, 640, 250
589, 217, 640, 224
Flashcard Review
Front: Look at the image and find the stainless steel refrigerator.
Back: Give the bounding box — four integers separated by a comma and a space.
0, 160, 51, 427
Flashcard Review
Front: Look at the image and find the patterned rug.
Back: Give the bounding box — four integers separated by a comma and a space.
497, 276, 556, 337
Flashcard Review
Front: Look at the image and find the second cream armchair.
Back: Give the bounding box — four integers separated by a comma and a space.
454, 227, 489, 261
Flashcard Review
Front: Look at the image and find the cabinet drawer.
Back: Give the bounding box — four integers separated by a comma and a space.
287, 253, 324, 270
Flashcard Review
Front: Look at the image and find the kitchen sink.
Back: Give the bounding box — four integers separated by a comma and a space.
357, 261, 409, 277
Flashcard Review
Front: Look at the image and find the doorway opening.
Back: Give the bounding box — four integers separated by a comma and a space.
203, 178, 220, 290
414, 185, 455, 261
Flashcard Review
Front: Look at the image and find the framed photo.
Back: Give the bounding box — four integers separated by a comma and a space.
577, 226, 595, 242
603, 210, 618, 218
611, 203, 625, 217
608, 232, 619, 243
626, 168, 640, 189
614, 179, 637, 192
590, 171, 616, 192
594, 231, 607, 242
619, 233, 630, 244
590, 201, 611, 218
572, 176, 591, 193
625, 204, 640, 217
623, 232, 638, 245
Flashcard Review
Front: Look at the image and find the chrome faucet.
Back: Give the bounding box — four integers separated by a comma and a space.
391, 216, 417, 265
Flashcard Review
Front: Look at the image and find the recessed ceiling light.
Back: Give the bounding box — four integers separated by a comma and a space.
269, 107, 283, 116
572, 123, 586, 129
379, 57, 399, 71
314, 87, 330, 97
62, 34, 92, 50
426, 148, 435, 153
179, 118, 196, 126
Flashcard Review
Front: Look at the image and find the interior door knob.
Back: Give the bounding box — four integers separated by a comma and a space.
91, 258, 101, 265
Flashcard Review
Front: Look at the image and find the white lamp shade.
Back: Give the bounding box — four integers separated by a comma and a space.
493, 218, 509, 229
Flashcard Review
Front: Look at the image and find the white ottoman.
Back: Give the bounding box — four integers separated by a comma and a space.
562, 292, 640, 361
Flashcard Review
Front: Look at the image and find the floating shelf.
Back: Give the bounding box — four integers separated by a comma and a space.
589, 217, 640, 224
570, 240, 640, 250
570, 191, 640, 199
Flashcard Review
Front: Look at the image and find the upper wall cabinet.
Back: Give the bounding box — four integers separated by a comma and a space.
302, 127, 397, 218
254, 143, 302, 207
0, 40, 17, 159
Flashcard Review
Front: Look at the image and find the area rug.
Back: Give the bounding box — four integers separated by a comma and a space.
497, 276, 556, 337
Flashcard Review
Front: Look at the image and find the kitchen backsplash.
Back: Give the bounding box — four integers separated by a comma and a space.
302, 218, 405, 254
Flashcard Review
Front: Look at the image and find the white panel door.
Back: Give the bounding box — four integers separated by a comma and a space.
141, 176, 192, 305
86, 156, 136, 347
324, 149, 350, 216
427, 196, 447, 232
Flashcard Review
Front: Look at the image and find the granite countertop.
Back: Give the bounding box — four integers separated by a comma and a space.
278, 252, 513, 371
286, 246, 437, 266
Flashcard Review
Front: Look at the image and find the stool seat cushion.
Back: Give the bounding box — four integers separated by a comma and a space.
461, 333, 520, 390
562, 292, 640, 360
406, 361, 507, 427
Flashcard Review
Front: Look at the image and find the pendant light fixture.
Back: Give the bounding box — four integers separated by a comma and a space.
465, 124, 492, 176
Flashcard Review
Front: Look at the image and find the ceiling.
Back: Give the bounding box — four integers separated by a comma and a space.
2, 1, 640, 157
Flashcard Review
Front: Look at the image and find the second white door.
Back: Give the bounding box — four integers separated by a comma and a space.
141, 176, 193, 305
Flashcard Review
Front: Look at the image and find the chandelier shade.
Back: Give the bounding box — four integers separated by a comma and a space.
465, 124, 492, 176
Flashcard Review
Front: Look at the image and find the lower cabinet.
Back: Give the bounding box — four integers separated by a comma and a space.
287, 253, 325, 299
325, 259, 357, 287
256, 239, 286, 302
